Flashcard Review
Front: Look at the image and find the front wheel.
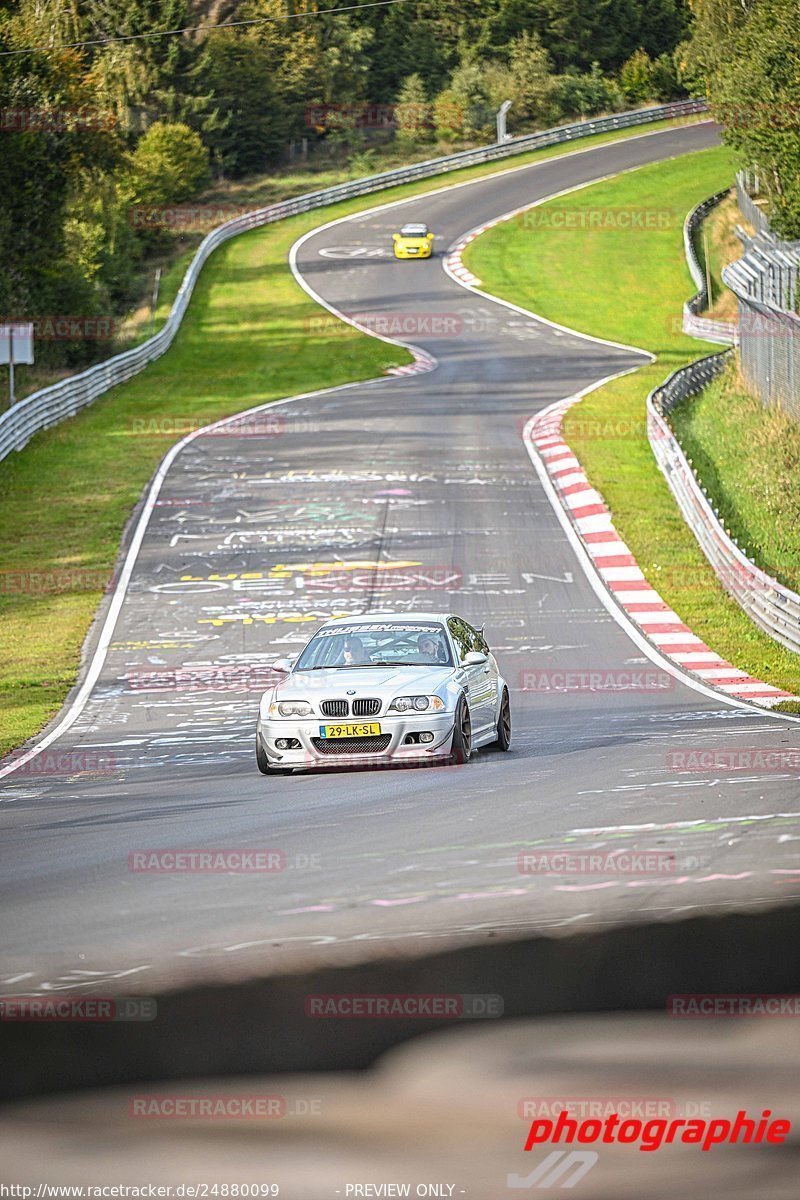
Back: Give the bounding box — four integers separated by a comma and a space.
255, 733, 273, 775
493, 688, 512, 751
450, 696, 472, 765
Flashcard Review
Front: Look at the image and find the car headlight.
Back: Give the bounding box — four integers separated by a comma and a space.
388, 695, 445, 713
269, 700, 313, 718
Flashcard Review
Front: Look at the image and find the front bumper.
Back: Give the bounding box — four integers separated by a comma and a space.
394, 244, 432, 259
257, 711, 455, 770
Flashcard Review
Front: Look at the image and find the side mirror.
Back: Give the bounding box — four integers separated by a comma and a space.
463, 651, 488, 666
392, 233, 400, 242
272, 658, 294, 674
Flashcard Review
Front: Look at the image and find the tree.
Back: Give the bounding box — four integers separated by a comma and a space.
200, 32, 286, 177
709, 0, 800, 237
0, 14, 122, 362
433, 87, 466, 140
619, 48, 655, 102
78, 0, 219, 135
542, 0, 640, 72
650, 51, 683, 99
507, 31, 559, 125
365, 3, 452, 103
444, 60, 495, 138
555, 63, 625, 118
314, 12, 374, 106
125, 122, 210, 205
636, 0, 690, 60
678, 0, 753, 91
475, 0, 547, 58
395, 73, 432, 143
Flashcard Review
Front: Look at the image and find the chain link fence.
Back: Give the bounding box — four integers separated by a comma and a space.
0, 99, 707, 464
647, 179, 800, 657
721, 173, 800, 419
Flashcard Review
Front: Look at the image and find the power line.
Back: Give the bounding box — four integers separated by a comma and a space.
0, 0, 415, 57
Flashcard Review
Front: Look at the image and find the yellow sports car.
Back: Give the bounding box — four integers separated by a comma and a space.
392, 222, 434, 259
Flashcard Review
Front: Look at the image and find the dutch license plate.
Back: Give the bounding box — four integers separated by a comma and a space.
319, 723, 381, 739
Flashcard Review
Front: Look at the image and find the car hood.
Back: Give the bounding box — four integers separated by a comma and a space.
277, 664, 453, 696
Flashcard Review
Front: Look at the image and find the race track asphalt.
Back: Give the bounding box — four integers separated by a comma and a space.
3, 121, 799, 997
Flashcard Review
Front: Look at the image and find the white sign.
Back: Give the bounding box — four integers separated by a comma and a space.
0, 323, 34, 364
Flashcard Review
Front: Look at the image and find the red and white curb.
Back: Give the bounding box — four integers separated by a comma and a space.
527, 398, 798, 708
387, 348, 436, 377
445, 232, 486, 288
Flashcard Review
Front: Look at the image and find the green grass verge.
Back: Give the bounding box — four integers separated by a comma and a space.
671, 366, 800, 594
464, 144, 800, 699
695, 193, 744, 322
0, 117, 703, 757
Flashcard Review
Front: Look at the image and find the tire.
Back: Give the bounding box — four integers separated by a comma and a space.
255, 733, 273, 775
450, 696, 472, 765
493, 687, 512, 751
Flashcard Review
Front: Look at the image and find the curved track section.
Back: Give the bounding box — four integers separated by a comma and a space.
2, 123, 799, 996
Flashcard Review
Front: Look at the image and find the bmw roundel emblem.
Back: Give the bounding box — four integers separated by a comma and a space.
346, 689, 356, 695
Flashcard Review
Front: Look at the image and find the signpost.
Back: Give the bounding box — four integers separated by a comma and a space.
496, 100, 513, 144
0, 322, 34, 405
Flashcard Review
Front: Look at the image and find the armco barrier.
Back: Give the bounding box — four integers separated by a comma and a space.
648, 352, 800, 656
0, 100, 707, 464
681, 188, 738, 345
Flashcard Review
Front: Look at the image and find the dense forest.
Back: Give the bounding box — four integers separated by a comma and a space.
1, 0, 797, 370
682, 0, 800, 239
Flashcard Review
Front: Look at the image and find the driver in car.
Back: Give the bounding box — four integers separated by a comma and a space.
417, 632, 443, 663
341, 635, 370, 666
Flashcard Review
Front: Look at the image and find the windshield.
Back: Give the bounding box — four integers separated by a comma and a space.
294, 621, 452, 670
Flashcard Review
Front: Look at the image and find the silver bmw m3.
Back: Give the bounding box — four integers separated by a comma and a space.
255, 611, 511, 774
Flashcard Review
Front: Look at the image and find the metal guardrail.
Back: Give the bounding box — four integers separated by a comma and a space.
723, 173, 800, 419
681, 189, 738, 345
648, 191, 800, 656
0, 99, 707, 464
